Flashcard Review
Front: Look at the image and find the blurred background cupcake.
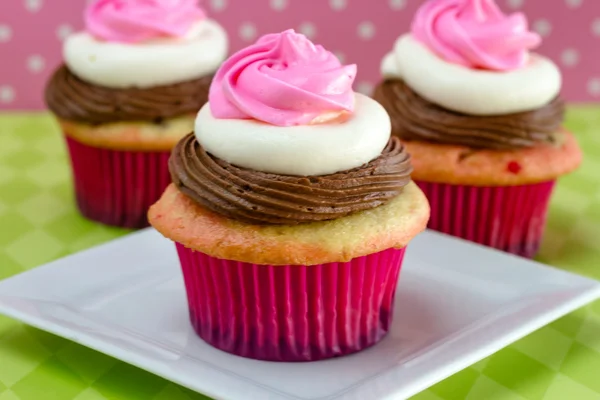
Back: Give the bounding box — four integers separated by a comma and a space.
372, 0, 582, 258
149, 30, 429, 362
44, 0, 228, 229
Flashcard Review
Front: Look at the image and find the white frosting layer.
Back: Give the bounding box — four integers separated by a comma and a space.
64, 19, 228, 89
195, 93, 391, 176
381, 34, 562, 116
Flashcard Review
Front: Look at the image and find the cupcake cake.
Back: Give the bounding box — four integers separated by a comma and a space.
45, 0, 228, 228
149, 30, 430, 361
373, 0, 581, 258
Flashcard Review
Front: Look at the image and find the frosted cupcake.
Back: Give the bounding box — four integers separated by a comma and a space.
373, 0, 581, 258
45, 0, 228, 228
149, 30, 430, 361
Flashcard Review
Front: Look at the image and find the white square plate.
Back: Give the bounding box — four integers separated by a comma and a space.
1, 229, 599, 400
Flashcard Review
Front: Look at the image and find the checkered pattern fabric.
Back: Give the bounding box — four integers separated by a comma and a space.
1, 110, 599, 400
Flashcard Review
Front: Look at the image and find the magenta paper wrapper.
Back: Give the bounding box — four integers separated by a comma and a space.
175, 244, 407, 362
65, 137, 171, 229
415, 180, 556, 258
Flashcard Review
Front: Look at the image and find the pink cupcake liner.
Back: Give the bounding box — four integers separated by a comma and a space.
175, 244, 407, 362
65, 136, 171, 229
415, 180, 556, 258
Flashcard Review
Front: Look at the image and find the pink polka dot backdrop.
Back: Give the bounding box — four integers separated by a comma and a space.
0, 0, 600, 110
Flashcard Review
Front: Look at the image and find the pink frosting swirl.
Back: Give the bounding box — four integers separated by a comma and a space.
209, 30, 357, 126
412, 0, 541, 71
85, 0, 206, 43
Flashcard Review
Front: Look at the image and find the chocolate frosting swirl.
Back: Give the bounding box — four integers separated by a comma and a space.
45, 65, 213, 124
372, 79, 565, 150
170, 133, 413, 225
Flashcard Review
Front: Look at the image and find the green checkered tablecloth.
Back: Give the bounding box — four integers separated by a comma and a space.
0, 109, 599, 400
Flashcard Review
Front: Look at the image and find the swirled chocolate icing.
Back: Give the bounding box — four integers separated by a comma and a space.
372, 79, 565, 150
170, 133, 413, 225
45, 65, 213, 124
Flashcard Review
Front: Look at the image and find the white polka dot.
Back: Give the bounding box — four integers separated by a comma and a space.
561, 48, 579, 67
239, 22, 257, 42
565, 0, 582, 8
389, 0, 407, 10
0, 86, 15, 104
329, 0, 347, 11
298, 22, 317, 39
356, 82, 374, 96
27, 54, 45, 73
334, 51, 346, 64
24, 0, 43, 12
0, 24, 12, 43
592, 18, 600, 37
587, 78, 600, 97
532, 19, 552, 37
56, 24, 73, 41
357, 21, 376, 40
506, 0, 524, 8
270, 0, 288, 11
210, 0, 227, 12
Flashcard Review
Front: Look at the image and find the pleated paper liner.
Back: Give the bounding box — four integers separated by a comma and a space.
416, 180, 556, 258
66, 136, 171, 229
176, 244, 407, 362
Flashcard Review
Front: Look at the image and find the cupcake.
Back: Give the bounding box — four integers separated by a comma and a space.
148, 30, 430, 361
373, 0, 581, 258
45, 0, 228, 228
